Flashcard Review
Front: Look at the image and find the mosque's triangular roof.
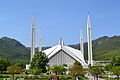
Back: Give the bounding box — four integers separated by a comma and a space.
43, 44, 88, 67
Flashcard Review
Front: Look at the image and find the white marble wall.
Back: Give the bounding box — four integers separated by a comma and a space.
48, 50, 76, 67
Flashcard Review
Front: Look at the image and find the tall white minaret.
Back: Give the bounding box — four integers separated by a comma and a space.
87, 14, 93, 66
38, 28, 42, 52
31, 14, 35, 62
80, 29, 84, 57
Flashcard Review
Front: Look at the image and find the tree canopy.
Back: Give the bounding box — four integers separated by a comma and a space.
89, 65, 104, 77
104, 56, 120, 79
30, 51, 48, 73
29, 68, 42, 76
7, 65, 23, 80
0, 58, 10, 73
51, 64, 67, 75
69, 61, 85, 77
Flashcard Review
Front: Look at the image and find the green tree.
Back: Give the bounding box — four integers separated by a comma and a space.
59, 64, 67, 75
109, 56, 120, 67
74, 61, 82, 67
89, 65, 104, 80
30, 68, 42, 76
51, 65, 60, 75
69, 61, 85, 78
15, 63, 26, 69
0, 58, 10, 73
30, 51, 48, 73
51, 64, 67, 75
7, 65, 23, 80
47, 66, 52, 72
104, 56, 120, 80
111, 66, 120, 80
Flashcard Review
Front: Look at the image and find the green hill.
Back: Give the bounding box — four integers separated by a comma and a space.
92, 36, 120, 60
70, 36, 120, 61
0, 37, 30, 64
0, 36, 120, 64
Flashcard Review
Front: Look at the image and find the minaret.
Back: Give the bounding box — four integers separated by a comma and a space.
59, 38, 64, 46
80, 29, 84, 57
87, 14, 93, 66
31, 14, 35, 62
38, 28, 42, 52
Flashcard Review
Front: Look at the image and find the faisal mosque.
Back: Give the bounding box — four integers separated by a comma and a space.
26, 14, 93, 69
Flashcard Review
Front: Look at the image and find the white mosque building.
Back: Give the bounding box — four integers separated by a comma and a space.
43, 40, 88, 68
26, 14, 93, 70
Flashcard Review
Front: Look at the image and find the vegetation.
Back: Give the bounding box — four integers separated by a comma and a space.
1, 36, 120, 64
71, 36, 120, 60
1, 36, 120, 80
0, 37, 30, 64
0, 74, 88, 80
89, 65, 104, 80
30, 51, 49, 73
50, 64, 67, 75
104, 56, 120, 80
0, 58, 10, 73
69, 61, 85, 79
7, 65, 23, 80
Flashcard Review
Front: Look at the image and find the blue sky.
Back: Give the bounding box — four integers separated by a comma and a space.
0, 0, 120, 47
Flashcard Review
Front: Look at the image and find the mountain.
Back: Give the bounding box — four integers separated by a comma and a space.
0, 36, 120, 64
70, 36, 120, 61
0, 37, 30, 64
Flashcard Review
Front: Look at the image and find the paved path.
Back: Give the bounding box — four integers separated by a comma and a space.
84, 74, 94, 80
84, 75, 105, 80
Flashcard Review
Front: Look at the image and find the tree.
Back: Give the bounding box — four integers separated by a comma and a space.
7, 65, 23, 80
89, 65, 104, 80
51, 64, 67, 75
74, 61, 82, 67
59, 64, 67, 75
30, 68, 42, 76
51, 65, 60, 75
30, 51, 48, 73
0, 58, 10, 73
69, 61, 85, 79
109, 56, 120, 67
47, 66, 52, 72
15, 63, 26, 69
111, 66, 120, 80
104, 56, 120, 80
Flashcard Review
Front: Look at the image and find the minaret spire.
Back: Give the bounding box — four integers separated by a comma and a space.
31, 13, 35, 62
59, 38, 64, 46
80, 29, 84, 57
87, 14, 93, 66
39, 28, 42, 52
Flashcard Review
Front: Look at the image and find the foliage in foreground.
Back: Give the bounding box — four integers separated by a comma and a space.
69, 61, 85, 78
104, 56, 120, 80
30, 51, 49, 73
0, 74, 88, 80
49, 64, 67, 75
89, 64, 104, 80
7, 65, 23, 80
0, 58, 10, 73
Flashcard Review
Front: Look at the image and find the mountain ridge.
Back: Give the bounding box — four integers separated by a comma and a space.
0, 35, 120, 64
0, 37, 30, 64
70, 36, 120, 60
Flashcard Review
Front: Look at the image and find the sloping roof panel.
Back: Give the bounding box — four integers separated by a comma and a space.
43, 45, 88, 67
